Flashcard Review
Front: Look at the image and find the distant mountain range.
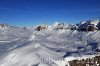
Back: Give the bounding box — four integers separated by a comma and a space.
0, 19, 100, 31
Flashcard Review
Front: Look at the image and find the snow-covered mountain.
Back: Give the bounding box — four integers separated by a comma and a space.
77, 19, 100, 31
80, 19, 100, 25
0, 23, 10, 29
0, 20, 100, 66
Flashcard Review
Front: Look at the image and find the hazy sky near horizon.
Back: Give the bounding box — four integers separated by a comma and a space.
0, 0, 100, 26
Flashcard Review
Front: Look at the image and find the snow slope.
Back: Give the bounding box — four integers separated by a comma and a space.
0, 24, 100, 66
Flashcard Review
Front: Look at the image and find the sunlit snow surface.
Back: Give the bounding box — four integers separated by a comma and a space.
0, 27, 100, 66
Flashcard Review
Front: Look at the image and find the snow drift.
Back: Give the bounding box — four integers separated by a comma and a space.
0, 20, 100, 66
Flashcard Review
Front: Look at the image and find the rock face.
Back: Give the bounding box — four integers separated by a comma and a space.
77, 20, 100, 31
97, 22, 100, 30
67, 56, 100, 66
35, 24, 48, 31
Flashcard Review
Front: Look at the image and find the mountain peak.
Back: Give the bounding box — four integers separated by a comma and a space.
80, 19, 100, 25
0, 23, 9, 29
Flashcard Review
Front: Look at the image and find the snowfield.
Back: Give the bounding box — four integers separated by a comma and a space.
0, 22, 100, 66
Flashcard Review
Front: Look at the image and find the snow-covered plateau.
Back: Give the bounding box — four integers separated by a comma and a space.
0, 20, 100, 66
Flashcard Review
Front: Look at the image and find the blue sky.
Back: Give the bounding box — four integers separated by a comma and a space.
0, 0, 100, 26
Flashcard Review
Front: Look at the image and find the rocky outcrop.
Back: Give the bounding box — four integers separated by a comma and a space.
67, 56, 100, 66
35, 24, 48, 31
77, 20, 100, 31
0, 23, 9, 29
